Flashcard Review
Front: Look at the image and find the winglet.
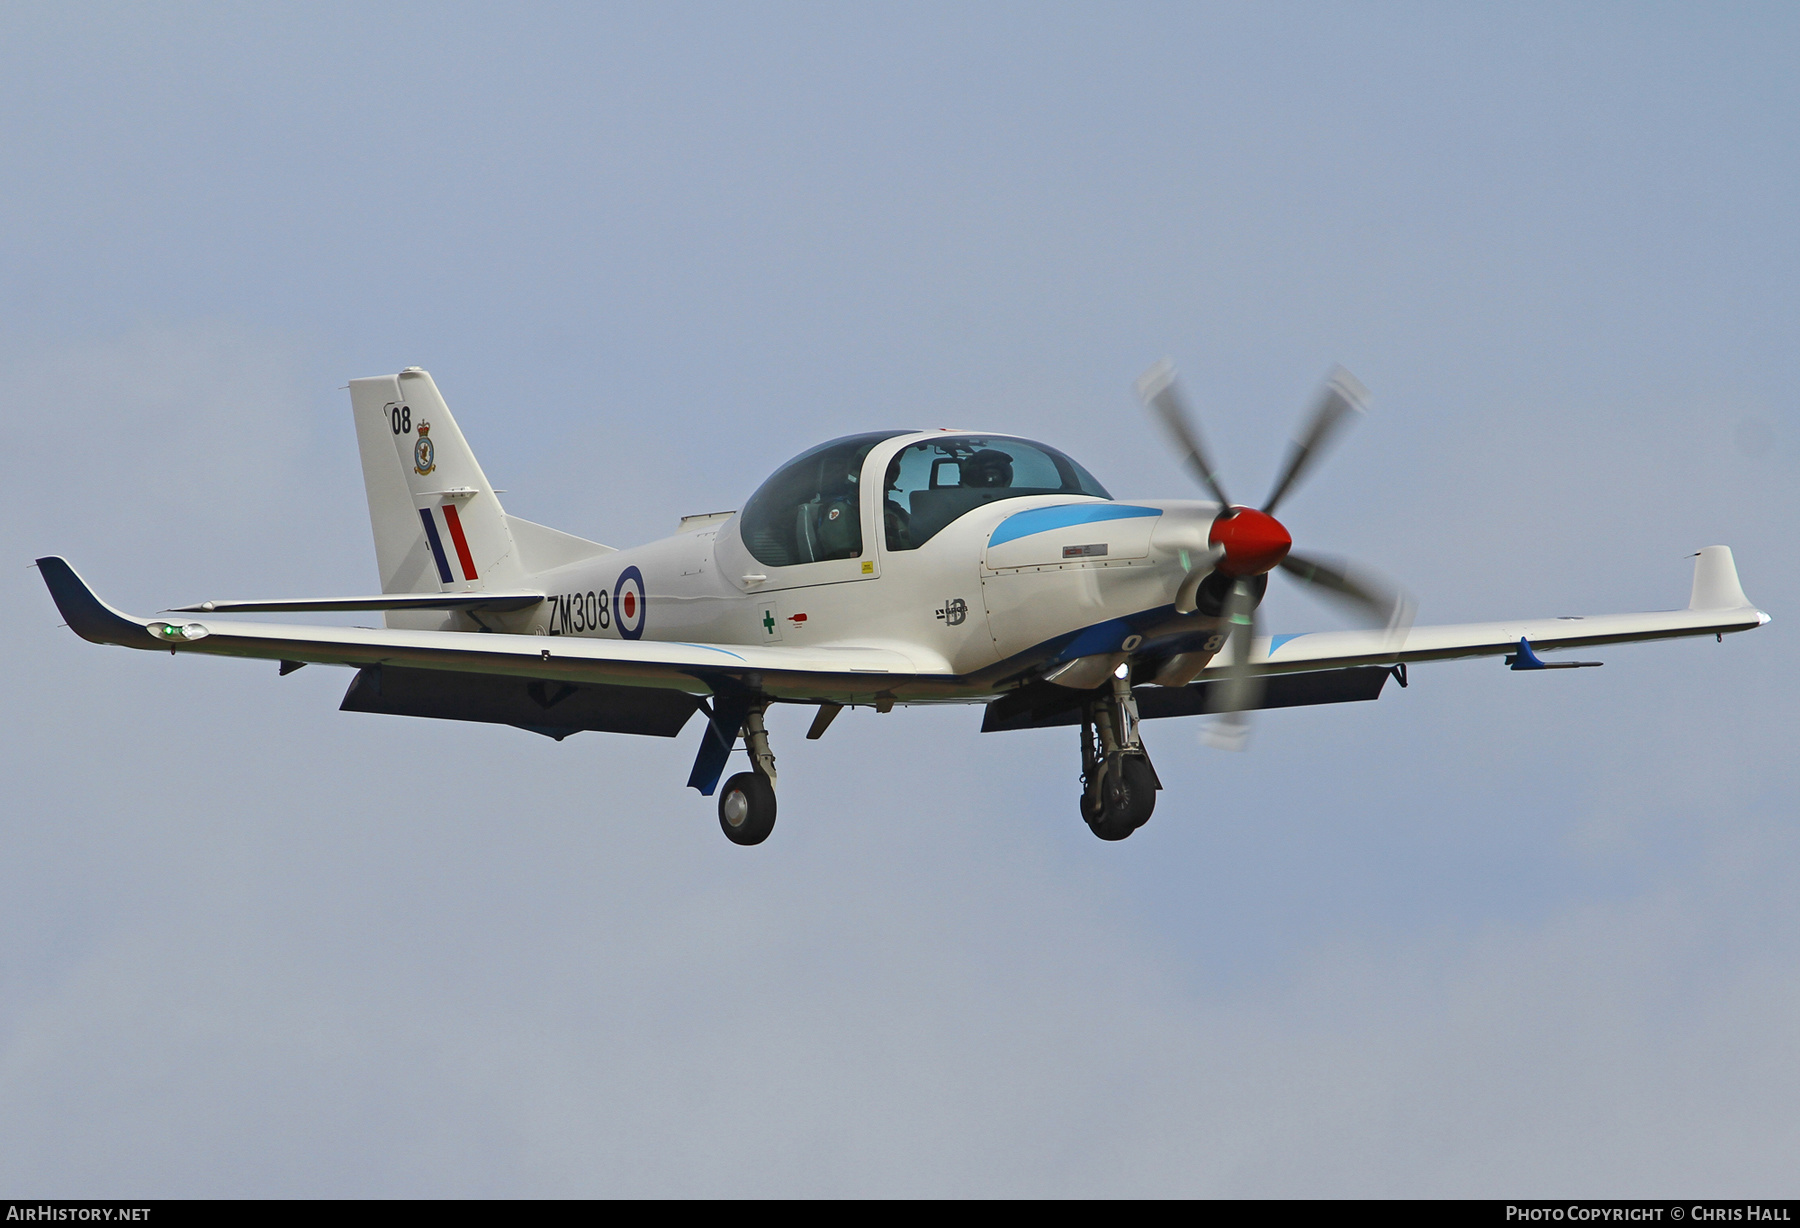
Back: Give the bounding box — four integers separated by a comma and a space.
35, 557, 159, 648
1689, 545, 1753, 612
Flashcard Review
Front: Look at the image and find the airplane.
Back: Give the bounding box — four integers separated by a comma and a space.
36, 364, 1769, 846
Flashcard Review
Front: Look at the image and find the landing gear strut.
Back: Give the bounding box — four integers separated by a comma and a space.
718, 701, 778, 845
1078, 670, 1161, 841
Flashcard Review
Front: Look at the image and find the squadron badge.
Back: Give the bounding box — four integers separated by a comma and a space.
413, 422, 436, 476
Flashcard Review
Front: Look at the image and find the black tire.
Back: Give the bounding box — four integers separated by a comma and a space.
1085, 755, 1157, 841
718, 771, 777, 845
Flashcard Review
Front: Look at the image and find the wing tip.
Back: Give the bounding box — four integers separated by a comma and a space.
35, 556, 156, 648
1689, 545, 1756, 613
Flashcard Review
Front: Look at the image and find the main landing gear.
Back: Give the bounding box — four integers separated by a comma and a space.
718, 701, 778, 845
1078, 670, 1162, 841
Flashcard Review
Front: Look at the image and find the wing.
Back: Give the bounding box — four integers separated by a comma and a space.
1256, 545, 1767, 674
35, 556, 942, 705
986, 547, 1767, 733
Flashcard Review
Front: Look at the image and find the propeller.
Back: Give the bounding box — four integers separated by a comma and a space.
1201, 577, 1260, 751
1279, 550, 1414, 633
1135, 362, 1413, 749
1135, 360, 1234, 509
1263, 367, 1368, 516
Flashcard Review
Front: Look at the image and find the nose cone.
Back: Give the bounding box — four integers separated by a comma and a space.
1209, 507, 1293, 576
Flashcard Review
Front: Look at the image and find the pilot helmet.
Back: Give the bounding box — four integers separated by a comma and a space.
963, 448, 1014, 489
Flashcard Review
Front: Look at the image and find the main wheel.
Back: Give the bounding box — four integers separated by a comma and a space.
1084, 755, 1157, 841
718, 770, 777, 845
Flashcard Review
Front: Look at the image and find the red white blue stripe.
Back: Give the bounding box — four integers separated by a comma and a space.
418, 506, 479, 584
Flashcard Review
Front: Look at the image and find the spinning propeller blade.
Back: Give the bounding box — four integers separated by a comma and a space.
1136, 359, 1234, 509
1202, 578, 1262, 751
1279, 550, 1415, 636
1262, 366, 1368, 517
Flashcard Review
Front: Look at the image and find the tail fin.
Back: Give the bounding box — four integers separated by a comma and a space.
348, 369, 611, 625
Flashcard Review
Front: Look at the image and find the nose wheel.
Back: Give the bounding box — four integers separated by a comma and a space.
1082, 754, 1157, 840
1079, 674, 1161, 840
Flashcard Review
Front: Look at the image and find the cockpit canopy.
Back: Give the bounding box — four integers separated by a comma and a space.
738, 431, 1110, 568
882, 435, 1111, 550
737, 432, 899, 568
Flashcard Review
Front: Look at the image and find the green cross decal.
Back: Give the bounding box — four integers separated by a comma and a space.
763, 610, 775, 634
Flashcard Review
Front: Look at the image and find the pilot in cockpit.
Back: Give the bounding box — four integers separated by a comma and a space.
884, 455, 913, 551
960, 448, 1014, 489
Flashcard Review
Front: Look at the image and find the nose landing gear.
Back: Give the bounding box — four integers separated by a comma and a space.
1079, 670, 1161, 840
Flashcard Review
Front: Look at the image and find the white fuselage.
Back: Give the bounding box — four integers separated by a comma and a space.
471, 432, 1226, 703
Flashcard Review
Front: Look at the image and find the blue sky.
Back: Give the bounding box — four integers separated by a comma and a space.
3, 2, 1797, 1195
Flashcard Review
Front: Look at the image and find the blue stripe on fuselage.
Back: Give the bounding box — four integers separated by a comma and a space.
987, 503, 1161, 547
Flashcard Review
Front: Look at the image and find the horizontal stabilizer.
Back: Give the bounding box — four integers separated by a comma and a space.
169, 593, 545, 614
504, 515, 615, 571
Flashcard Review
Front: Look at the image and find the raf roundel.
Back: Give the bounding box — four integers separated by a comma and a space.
613, 565, 646, 640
